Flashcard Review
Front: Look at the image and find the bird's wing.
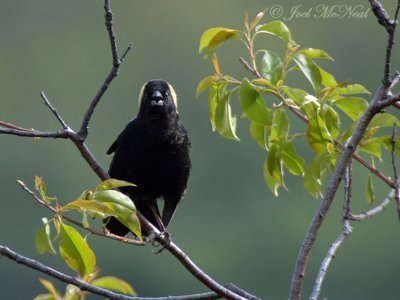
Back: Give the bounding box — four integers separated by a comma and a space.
106, 140, 118, 155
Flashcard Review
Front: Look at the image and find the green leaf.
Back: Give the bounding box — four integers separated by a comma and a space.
304, 154, 326, 198
307, 107, 334, 154
366, 173, 375, 204
208, 83, 219, 131
33, 294, 58, 300
239, 79, 270, 125
106, 203, 142, 239
92, 276, 136, 296
263, 149, 282, 196
291, 53, 336, 93
319, 66, 337, 88
95, 179, 135, 192
280, 86, 307, 106
359, 136, 400, 157
250, 121, 267, 149
370, 136, 400, 155
59, 222, 96, 275
301, 94, 320, 120
359, 139, 382, 159
35, 176, 56, 203
214, 91, 240, 141
63, 284, 81, 300
269, 108, 289, 144
63, 199, 114, 219
369, 113, 400, 128
299, 48, 334, 60
39, 279, 60, 298
256, 21, 291, 42
35, 218, 56, 255
266, 144, 284, 186
199, 27, 241, 58
89, 191, 142, 238
291, 53, 322, 92
196, 75, 219, 97
259, 50, 283, 85
325, 106, 340, 139
91, 190, 136, 211
252, 78, 274, 88
332, 97, 368, 120
340, 120, 358, 143
326, 84, 371, 97
281, 142, 304, 175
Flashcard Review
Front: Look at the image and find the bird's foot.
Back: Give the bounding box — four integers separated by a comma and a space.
151, 230, 171, 254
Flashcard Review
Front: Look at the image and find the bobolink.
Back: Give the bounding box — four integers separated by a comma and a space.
105, 80, 191, 236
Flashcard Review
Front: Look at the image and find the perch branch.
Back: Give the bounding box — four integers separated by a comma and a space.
16, 181, 255, 299
0, 1, 253, 299
0, 245, 237, 300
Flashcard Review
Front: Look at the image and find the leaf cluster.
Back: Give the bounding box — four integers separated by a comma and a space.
198, 12, 400, 197
33, 177, 138, 300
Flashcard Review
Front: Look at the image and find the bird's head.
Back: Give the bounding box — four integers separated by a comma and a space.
138, 80, 178, 118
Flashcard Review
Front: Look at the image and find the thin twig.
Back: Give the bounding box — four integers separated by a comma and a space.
16, 180, 145, 246
121, 42, 133, 61
349, 188, 394, 221
40, 91, 68, 129
0, 120, 33, 131
77, 0, 124, 140
0, 245, 137, 300
239, 57, 262, 78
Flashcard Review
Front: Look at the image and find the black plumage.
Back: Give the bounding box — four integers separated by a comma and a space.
105, 80, 191, 237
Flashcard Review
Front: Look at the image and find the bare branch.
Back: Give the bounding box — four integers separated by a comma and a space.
239, 57, 262, 78
289, 85, 389, 300
369, 0, 393, 29
310, 164, 353, 300
0, 245, 233, 300
77, 0, 127, 141
289, 1, 400, 297
0, 126, 70, 139
390, 124, 400, 219
104, 0, 120, 66
369, 0, 400, 86
349, 188, 394, 221
0, 245, 137, 300
351, 151, 394, 188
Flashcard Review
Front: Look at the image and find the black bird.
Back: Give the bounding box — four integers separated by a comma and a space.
105, 80, 191, 237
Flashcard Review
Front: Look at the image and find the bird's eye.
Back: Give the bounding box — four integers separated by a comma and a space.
165, 91, 169, 98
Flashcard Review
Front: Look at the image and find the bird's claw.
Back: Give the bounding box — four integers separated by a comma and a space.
151, 230, 171, 254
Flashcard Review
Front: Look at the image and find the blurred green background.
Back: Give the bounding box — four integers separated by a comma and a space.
1, 0, 400, 299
